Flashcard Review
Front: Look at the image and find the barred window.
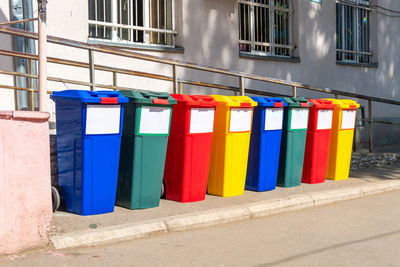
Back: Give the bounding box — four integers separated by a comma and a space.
88, 0, 176, 47
239, 0, 294, 57
336, 0, 372, 63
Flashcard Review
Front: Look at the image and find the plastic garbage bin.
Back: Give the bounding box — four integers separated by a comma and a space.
163, 94, 217, 202
302, 99, 336, 184
277, 97, 312, 188
116, 90, 176, 209
207, 95, 257, 197
51, 90, 128, 215
245, 97, 287, 192
323, 99, 360, 180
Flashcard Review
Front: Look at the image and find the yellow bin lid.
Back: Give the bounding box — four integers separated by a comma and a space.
210, 95, 258, 107
323, 99, 360, 109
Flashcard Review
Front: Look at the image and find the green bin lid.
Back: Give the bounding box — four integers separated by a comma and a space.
281, 97, 313, 108
119, 89, 177, 105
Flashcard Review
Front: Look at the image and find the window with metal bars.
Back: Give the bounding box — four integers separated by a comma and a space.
239, 0, 294, 57
336, 0, 372, 64
88, 0, 175, 47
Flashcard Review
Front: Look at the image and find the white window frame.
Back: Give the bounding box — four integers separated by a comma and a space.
336, 0, 372, 64
238, 0, 294, 57
88, 0, 176, 47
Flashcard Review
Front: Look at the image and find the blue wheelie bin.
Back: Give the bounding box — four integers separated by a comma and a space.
245, 97, 286, 191
51, 90, 128, 215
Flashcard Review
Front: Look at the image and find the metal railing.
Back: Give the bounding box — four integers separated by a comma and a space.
0, 22, 399, 153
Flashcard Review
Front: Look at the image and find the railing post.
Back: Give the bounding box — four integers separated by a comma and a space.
112, 71, 117, 90
334, 93, 339, 99
368, 100, 373, 153
178, 81, 183, 94
172, 64, 178, 94
239, 76, 245, 96
37, 0, 47, 111
89, 49, 95, 91
292, 86, 297, 97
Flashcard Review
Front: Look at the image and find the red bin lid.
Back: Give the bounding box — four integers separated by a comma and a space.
308, 99, 336, 109
171, 94, 218, 108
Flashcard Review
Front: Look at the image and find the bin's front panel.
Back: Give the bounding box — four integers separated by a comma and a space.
209, 106, 253, 197
180, 133, 214, 202
246, 106, 283, 191
163, 104, 187, 202
130, 134, 168, 208
117, 104, 172, 208
55, 100, 84, 214
278, 107, 308, 187
327, 108, 356, 180
302, 108, 333, 184
81, 104, 124, 215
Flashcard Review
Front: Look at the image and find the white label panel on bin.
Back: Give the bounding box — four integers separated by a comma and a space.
229, 108, 252, 132
290, 108, 309, 130
86, 104, 121, 135
341, 110, 356, 130
139, 106, 171, 134
264, 108, 284, 131
317, 109, 333, 130
189, 108, 215, 134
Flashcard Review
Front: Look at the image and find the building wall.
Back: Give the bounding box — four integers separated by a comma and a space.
0, 0, 399, 146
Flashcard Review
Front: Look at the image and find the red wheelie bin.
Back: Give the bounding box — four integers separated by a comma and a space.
302, 99, 336, 184
163, 95, 217, 202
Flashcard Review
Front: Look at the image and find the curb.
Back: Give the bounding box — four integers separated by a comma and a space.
50, 179, 400, 250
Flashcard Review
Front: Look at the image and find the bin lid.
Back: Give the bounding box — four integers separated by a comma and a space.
50, 90, 128, 104
171, 94, 218, 108
308, 99, 336, 109
210, 95, 258, 107
119, 89, 177, 105
281, 97, 312, 108
322, 99, 360, 109
250, 97, 287, 108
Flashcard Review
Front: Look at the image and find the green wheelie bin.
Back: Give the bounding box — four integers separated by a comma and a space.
116, 89, 177, 209
277, 97, 312, 187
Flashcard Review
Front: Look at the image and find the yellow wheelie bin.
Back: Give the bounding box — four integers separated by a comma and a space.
207, 95, 257, 197
323, 99, 360, 180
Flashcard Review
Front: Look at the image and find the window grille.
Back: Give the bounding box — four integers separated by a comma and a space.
239, 0, 294, 57
88, 0, 176, 46
336, 0, 372, 63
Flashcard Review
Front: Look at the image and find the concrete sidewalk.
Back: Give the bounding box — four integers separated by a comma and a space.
50, 162, 400, 250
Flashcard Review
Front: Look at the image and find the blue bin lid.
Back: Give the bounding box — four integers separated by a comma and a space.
50, 90, 128, 104
250, 97, 287, 107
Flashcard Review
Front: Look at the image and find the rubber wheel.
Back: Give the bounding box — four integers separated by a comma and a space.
52, 186, 60, 212
160, 181, 166, 199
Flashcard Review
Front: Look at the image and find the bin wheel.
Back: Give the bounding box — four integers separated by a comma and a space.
161, 181, 166, 199
52, 186, 60, 212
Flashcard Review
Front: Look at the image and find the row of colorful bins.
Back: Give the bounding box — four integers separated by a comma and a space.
51, 90, 359, 216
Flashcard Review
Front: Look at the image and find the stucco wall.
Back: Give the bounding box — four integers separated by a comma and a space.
0, 111, 52, 255
0, 0, 399, 146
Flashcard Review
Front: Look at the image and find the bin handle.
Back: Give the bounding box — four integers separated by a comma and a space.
88, 91, 120, 98
141, 91, 169, 99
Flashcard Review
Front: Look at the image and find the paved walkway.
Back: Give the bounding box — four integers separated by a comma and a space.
3, 186, 400, 266
50, 162, 400, 236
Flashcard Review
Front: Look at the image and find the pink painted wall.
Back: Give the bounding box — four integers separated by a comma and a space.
0, 111, 52, 255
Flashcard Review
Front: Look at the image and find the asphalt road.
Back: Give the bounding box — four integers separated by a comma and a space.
2, 190, 400, 267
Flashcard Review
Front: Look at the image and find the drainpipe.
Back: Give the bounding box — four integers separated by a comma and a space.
23, 0, 38, 110
37, 0, 47, 112
10, 0, 28, 110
